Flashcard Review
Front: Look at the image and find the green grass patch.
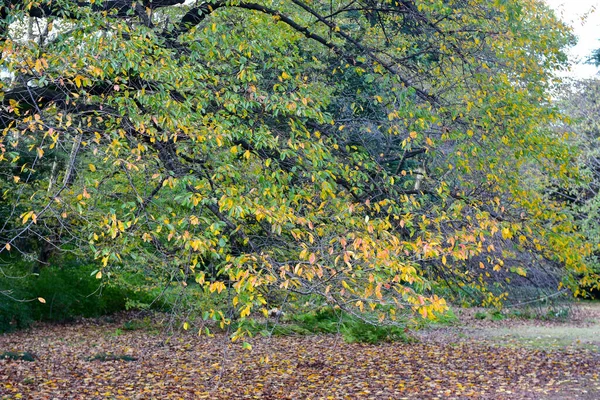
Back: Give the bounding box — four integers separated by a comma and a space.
0, 351, 36, 361
87, 353, 137, 362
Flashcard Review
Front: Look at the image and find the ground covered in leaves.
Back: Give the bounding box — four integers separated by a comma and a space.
1, 305, 600, 399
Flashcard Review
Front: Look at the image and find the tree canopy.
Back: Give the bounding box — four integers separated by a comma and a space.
0, 0, 594, 334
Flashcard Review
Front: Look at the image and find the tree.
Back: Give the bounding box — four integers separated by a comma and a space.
0, 0, 590, 334
555, 78, 600, 295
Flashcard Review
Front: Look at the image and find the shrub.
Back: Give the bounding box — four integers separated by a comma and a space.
238, 307, 414, 344
474, 311, 487, 320
0, 258, 160, 333
544, 307, 569, 321
342, 322, 412, 345
490, 310, 505, 321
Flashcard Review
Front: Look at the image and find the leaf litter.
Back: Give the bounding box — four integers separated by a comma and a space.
0, 313, 599, 399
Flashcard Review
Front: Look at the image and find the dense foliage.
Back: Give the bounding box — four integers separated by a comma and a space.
0, 0, 595, 335
0, 257, 160, 333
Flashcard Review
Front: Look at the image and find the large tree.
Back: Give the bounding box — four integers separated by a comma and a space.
0, 0, 591, 332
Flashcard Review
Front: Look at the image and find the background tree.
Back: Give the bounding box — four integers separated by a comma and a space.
555, 78, 600, 295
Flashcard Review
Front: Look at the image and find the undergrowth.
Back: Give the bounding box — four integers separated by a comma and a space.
235, 307, 416, 344
0, 257, 158, 333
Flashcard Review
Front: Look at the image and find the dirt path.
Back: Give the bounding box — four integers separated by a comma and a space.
1, 304, 599, 399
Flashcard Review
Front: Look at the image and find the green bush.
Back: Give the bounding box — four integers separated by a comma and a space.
413, 308, 459, 328
342, 321, 412, 344
0, 258, 158, 333
474, 311, 487, 320
544, 307, 570, 321
289, 307, 345, 334
238, 307, 414, 344
507, 308, 537, 320
473, 309, 505, 321
490, 309, 505, 321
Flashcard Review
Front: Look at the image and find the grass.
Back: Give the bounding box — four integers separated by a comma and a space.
87, 353, 137, 362
0, 351, 36, 361
469, 307, 570, 322
478, 325, 600, 350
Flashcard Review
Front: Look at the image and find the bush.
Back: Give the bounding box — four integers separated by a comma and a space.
414, 308, 459, 328
237, 307, 414, 344
342, 322, 412, 344
0, 258, 158, 333
289, 307, 345, 334
474, 311, 487, 320
544, 307, 570, 321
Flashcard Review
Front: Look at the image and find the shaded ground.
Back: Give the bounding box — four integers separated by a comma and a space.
1, 304, 600, 399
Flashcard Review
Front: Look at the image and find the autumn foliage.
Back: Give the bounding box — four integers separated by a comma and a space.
0, 0, 596, 335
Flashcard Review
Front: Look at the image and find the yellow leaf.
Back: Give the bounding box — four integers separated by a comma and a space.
89, 164, 96, 172
95, 271, 102, 279
35, 58, 45, 73
74, 75, 83, 88
183, 322, 189, 330
22, 211, 33, 224
240, 304, 251, 318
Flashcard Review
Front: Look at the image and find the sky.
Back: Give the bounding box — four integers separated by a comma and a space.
545, 0, 600, 79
